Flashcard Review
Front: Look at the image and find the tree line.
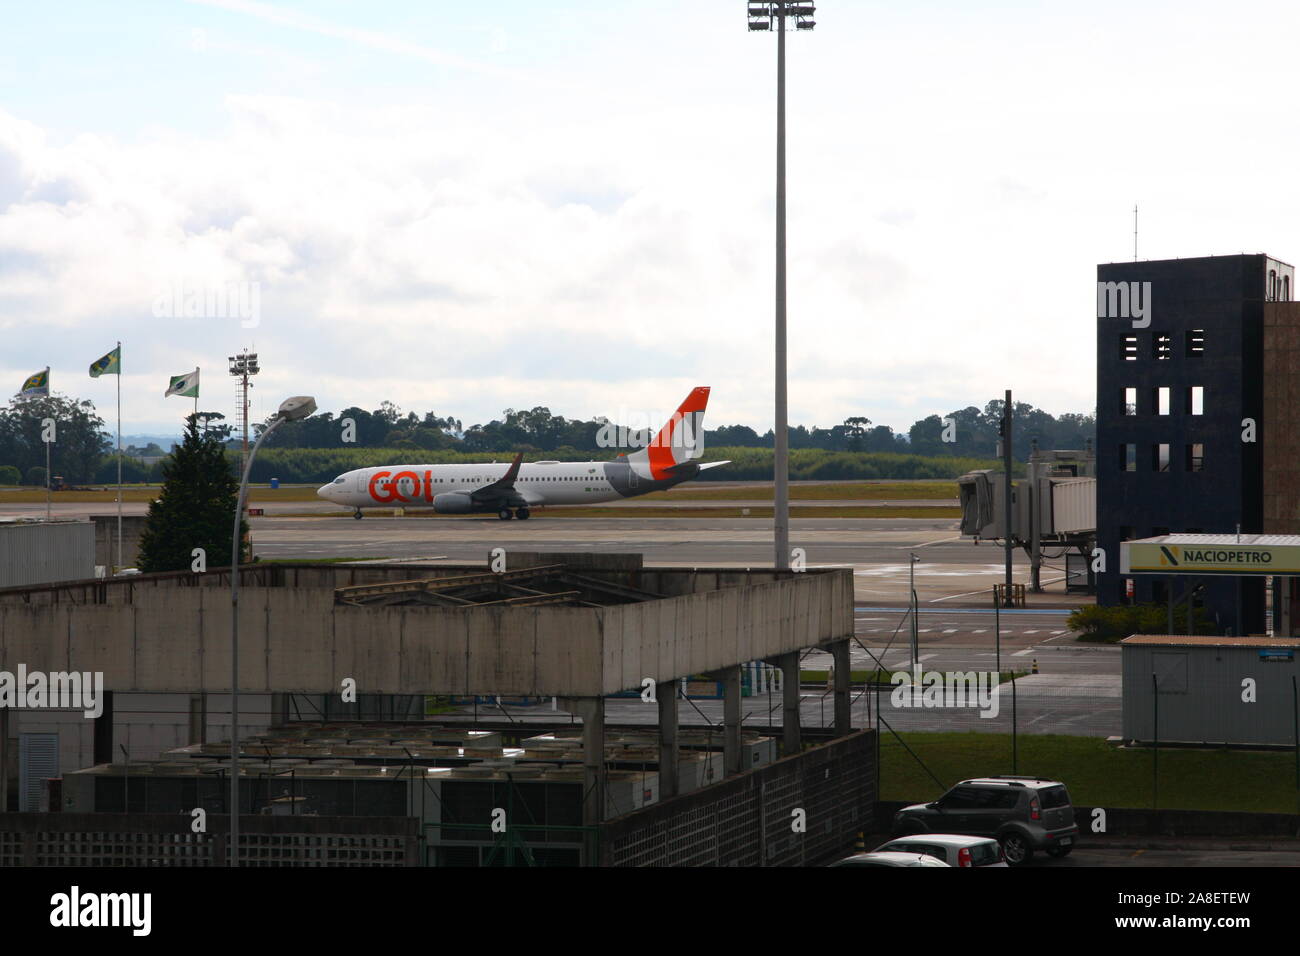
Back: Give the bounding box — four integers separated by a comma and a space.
0, 392, 1093, 485
254, 398, 1095, 459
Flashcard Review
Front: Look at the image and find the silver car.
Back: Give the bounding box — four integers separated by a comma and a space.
874, 834, 1008, 868
830, 851, 951, 867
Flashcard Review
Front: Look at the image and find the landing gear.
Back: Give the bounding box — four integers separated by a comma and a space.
516, 508, 530, 520
353, 509, 363, 520
498, 508, 513, 520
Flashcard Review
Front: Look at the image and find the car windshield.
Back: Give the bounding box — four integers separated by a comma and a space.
1039, 785, 1071, 809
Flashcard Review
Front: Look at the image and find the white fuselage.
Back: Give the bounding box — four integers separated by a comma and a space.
317, 459, 649, 510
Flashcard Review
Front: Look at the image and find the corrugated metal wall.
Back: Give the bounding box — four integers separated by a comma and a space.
0, 521, 95, 589
1122, 644, 1300, 746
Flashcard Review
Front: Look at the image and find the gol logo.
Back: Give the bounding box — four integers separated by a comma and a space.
368, 470, 432, 503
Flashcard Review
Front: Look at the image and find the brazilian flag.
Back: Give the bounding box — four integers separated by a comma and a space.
89, 346, 121, 377
18, 368, 49, 397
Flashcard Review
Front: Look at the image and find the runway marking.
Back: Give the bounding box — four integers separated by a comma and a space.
1052, 630, 1066, 635
942, 629, 957, 633
896, 536, 962, 549
1012, 648, 1035, 657
972, 629, 988, 634
1023, 630, 1039, 634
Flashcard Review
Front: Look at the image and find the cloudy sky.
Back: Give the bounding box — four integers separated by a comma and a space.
3, 0, 1299, 438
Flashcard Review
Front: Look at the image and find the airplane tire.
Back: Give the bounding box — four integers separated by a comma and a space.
516, 508, 530, 520
497, 509, 513, 520
353, 510, 363, 520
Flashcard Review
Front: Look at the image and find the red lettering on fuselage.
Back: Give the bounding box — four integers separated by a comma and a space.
391, 470, 419, 502
423, 470, 432, 502
368, 470, 397, 503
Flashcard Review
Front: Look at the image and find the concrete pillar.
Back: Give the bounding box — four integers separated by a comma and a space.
271, 693, 290, 728
574, 697, 605, 826
721, 666, 742, 776
93, 690, 114, 765
657, 678, 679, 799
779, 651, 802, 755
189, 694, 208, 745
831, 639, 851, 736
0, 706, 9, 812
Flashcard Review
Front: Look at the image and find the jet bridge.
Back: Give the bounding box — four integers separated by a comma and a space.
958, 446, 1097, 592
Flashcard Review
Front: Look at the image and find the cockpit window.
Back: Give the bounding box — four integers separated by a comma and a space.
334, 478, 345, 484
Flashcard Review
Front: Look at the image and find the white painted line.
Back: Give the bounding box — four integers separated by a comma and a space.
1012, 648, 1035, 657
942, 629, 958, 633
917, 654, 937, 662
929, 586, 996, 603
897, 536, 962, 549
917, 629, 932, 633
1051, 630, 1066, 635
972, 629, 988, 634
1023, 630, 1039, 634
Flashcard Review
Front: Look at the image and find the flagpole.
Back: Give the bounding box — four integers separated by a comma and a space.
116, 341, 122, 571
44, 367, 51, 521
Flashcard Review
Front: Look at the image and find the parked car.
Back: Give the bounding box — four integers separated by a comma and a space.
874, 834, 1007, 868
830, 851, 951, 868
892, 775, 1078, 865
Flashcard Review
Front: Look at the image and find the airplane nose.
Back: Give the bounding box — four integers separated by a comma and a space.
317, 484, 332, 500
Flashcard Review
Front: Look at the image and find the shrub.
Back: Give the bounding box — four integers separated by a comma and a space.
1068, 602, 1217, 642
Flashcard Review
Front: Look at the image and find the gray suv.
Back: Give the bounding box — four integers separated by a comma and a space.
892, 775, 1078, 865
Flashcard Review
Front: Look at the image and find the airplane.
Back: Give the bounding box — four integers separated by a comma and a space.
316, 386, 729, 519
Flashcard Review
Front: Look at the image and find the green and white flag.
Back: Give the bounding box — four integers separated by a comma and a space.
89, 346, 121, 377
18, 367, 49, 397
165, 368, 200, 398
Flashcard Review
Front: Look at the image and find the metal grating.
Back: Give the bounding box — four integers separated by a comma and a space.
601, 730, 875, 867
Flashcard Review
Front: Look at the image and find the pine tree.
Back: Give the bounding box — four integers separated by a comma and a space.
137, 415, 246, 573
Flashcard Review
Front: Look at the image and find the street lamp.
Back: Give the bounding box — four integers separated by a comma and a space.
748, 2, 815, 571
909, 552, 920, 668
229, 394, 315, 866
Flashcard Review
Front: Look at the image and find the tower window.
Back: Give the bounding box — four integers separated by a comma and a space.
1120, 334, 1139, 361
1186, 443, 1204, 472
1153, 444, 1171, 472
1185, 330, 1204, 356
1186, 386, 1204, 415
1122, 387, 1137, 416
1153, 333, 1172, 360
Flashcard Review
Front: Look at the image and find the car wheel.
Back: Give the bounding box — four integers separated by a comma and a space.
1046, 845, 1073, 858
999, 832, 1033, 866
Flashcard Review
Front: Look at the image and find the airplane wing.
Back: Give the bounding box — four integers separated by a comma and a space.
470, 453, 528, 506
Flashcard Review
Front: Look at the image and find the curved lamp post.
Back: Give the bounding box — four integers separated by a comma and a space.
230, 395, 315, 865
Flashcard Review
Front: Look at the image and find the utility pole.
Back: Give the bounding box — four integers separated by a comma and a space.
1001, 389, 1013, 606
1029, 439, 1042, 593
748, 1, 815, 570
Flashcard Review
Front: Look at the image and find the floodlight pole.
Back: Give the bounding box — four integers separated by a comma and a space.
774, 3, 789, 571
751, 3, 813, 569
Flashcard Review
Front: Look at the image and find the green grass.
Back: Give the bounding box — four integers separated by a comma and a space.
880, 732, 1300, 814
256, 556, 394, 564
638, 481, 959, 502
282, 505, 962, 519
